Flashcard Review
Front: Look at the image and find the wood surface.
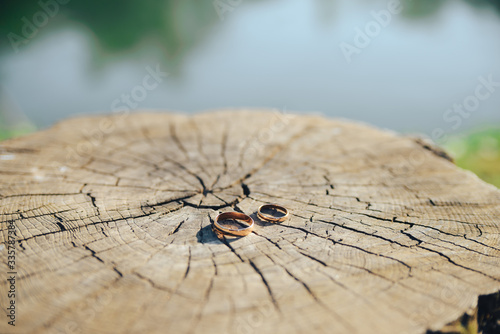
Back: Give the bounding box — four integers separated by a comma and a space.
0, 110, 499, 334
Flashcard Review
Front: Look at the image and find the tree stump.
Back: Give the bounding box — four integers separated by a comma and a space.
1, 110, 499, 334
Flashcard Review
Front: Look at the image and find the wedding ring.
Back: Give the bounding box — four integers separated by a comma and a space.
213, 212, 254, 237
257, 204, 289, 223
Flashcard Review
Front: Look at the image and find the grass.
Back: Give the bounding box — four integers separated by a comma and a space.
0, 125, 36, 142
444, 127, 500, 188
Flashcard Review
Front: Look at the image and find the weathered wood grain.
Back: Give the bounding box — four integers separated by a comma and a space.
0, 110, 499, 334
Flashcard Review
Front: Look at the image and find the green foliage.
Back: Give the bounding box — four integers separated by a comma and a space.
0, 130, 8, 142
444, 127, 500, 188
0, 125, 36, 142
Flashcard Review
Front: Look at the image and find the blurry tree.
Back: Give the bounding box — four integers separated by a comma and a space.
0, 0, 221, 73
400, 0, 500, 18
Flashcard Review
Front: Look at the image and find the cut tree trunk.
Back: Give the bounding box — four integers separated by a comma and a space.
0, 110, 499, 334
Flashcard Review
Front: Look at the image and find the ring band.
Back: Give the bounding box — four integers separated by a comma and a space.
257, 204, 289, 223
213, 212, 254, 237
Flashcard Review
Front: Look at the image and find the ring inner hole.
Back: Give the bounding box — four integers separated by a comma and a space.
219, 218, 249, 230
261, 207, 286, 218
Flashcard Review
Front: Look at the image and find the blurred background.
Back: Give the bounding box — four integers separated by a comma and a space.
0, 0, 499, 186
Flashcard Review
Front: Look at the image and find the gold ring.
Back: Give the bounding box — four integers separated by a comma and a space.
213, 212, 254, 237
257, 204, 289, 223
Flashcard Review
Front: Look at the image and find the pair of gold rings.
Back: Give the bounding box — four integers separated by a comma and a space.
212, 204, 289, 238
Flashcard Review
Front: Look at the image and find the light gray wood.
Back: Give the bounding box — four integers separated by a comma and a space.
1, 110, 499, 334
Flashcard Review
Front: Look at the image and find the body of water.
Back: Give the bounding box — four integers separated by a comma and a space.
1, 0, 499, 141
